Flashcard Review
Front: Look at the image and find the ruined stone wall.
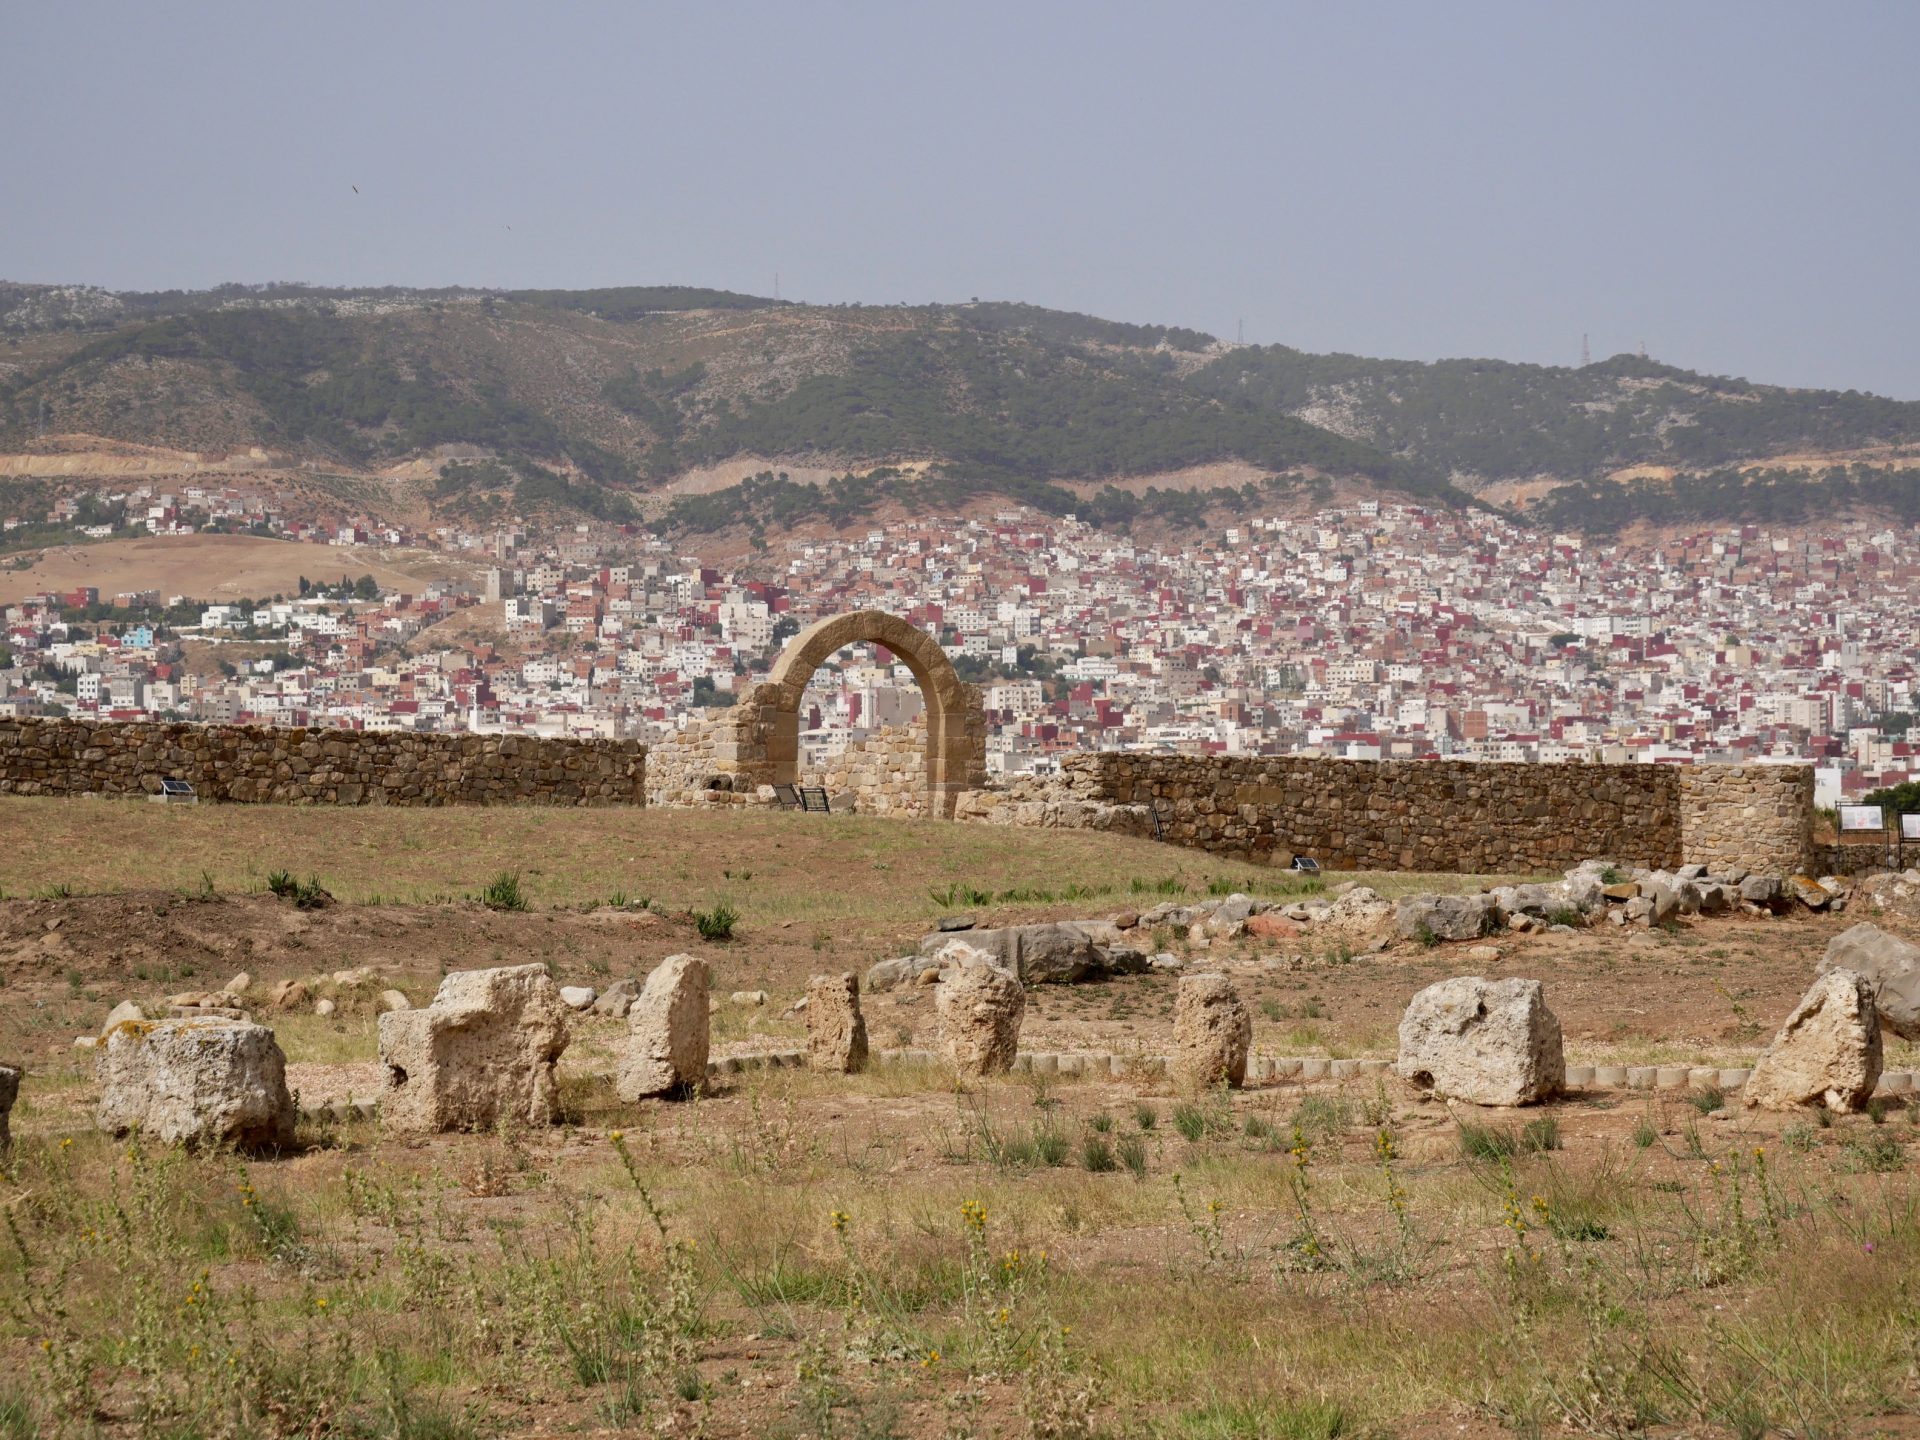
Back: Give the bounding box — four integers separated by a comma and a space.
1039, 754, 1815, 875
811, 721, 930, 817
0, 718, 646, 808
1675, 765, 1814, 876
645, 711, 750, 808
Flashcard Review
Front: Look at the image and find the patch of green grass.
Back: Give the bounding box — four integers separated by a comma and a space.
695, 902, 740, 941
1683, 1085, 1726, 1115
1842, 1131, 1904, 1173
479, 871, 528, 912
1169, 1397, 1354, 1439
1081, 1134, 1117, 1173
1172, 1103, 1207, 1143
1458, 1121, 1520, 1162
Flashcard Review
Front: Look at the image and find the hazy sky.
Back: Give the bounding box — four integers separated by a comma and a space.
12, 3, 1918, 396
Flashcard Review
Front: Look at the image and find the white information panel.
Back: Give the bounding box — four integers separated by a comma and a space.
1902, 813, 1920, 842
1839, 804, 1885, 833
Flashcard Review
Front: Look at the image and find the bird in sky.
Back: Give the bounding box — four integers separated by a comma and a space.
352, 185, 359, 194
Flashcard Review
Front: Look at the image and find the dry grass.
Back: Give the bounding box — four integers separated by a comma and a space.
0, 795, 1528, 923
7, 1063, 1920, 1437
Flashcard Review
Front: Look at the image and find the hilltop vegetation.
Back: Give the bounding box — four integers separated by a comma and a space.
3, 279, 1917, 533
1192, 348, 1920, 487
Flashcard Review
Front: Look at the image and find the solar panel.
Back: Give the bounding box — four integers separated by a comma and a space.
160, 778, 196, 797
800, 786, 831, 813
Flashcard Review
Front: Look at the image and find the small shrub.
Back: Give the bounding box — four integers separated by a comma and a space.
292, 874, 332, 910
695, 902, 740, 941
1521, 1115, 1561, 1153
1172, 1103, 1207, 1143
1684, 1085, 1726, 1115
1843, 1132, 1904, 1173
1292, 1094, 1351, 1142
480, 872, 528, 912
266, 869, 298, 898
1458, 1120, 1519, 1161
1413, 922, 1441, 949
1088, 1112, 1114, 1134
1134, 1103, 1158, 1131
1545, 905, 1584, 928
1117, 1132, 1149, 1178
1081, 1134, 1117, 1173
1632, 1115, 1659, 1149
1032, 1125, 1069, 1168
1600, 865, 1627, 885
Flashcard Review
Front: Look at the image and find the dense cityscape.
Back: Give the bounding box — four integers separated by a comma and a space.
5, 478, 1918, 809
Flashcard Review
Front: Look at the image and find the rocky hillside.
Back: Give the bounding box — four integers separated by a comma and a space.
3, 281, 1917, 533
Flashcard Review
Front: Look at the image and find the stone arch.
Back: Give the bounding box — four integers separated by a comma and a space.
737, 610, 985, 815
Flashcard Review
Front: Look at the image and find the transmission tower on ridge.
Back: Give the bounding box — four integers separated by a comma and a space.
1580, 333, 1591, 368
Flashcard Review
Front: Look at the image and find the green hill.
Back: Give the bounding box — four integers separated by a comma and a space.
1189, 347, 1920, 486
3, 280, 1917, 532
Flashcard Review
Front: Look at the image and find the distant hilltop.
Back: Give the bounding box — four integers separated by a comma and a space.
3, 280, 1917, 535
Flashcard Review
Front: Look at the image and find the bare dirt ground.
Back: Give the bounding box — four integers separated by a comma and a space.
0, 532, 474, 603
6, 798, 1920, 1437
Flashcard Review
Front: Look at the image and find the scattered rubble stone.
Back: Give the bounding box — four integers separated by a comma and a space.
1820, 923, 1920, 1040
1170, 973, 1251, 1092
934, 948, 1025, 1078
1396, 893, 1495, 943
97, 1018, 296, 1150
1396, 976, 1564, 1106
618, 954, 711, 1100
805, 972, 869, 1073
1744, 970, 1881, 1113
379, 963, 570, 1132
591, 979, 639, 1018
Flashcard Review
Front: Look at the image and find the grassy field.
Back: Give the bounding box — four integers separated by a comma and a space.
5, 797, 1919, 1436
0, 796, 1527, 921
5, 1061, 1920, 1438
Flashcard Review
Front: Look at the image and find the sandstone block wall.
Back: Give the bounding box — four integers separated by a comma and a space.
1675, 765, 1814, 876
814, 721, 933, 817
1044, 754, 1813, 875
0, 718, 647, 807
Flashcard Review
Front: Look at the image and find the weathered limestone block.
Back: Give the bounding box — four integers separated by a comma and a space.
618, 954, 710, 1099
1395, 893, 1496, 942
805, 972, 869, 1073
1171, 973, 1252, 1092
1820, 923, 1920, 1039
1396, 977, 1564, 1106
1744, 970, 1881, 1113
935, 949, 1025, 1078
379, 963, 569, 1132
97, 1018, 296, 1150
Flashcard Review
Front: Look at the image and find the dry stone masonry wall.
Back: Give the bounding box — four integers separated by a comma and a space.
1674, 765, 1813, 877
1009, 754, 1812, 875
0, 718, 646, 808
